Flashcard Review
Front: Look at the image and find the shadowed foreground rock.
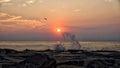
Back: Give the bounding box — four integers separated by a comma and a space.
2, 54, 56, 68
0, 49, 120, 68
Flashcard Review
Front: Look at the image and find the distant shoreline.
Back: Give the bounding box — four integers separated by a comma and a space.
0, 40, 120, 42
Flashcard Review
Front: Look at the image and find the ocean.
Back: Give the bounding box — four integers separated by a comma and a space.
0, 41, 120, 51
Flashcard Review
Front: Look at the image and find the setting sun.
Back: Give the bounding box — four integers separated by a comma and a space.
57, 28, 61, 32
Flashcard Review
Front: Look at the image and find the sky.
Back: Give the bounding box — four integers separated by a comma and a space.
0, 0, 120, 41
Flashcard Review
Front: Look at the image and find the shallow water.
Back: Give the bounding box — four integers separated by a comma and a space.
0, 41, 120, 51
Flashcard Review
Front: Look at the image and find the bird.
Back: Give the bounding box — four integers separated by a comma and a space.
44, 18, 47, 20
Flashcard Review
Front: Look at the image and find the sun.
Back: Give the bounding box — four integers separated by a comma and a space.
57, 28, 61, 32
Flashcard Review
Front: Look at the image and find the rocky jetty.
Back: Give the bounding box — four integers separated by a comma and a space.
0, 49, 120, 68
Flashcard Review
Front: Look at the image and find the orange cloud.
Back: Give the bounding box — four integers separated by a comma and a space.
0, 13, 47, 32
0, 0, 11, 3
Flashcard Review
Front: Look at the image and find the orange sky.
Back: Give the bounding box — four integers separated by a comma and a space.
0, 0, 120, 41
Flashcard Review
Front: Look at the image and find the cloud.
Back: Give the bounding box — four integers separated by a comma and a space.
0, 22, 17, 25
0, 13, 22, 20
0, 12, 47, 29
73, 9, 81, 12
104, 0, 113, 2
7, 16, 22, 20
0, 13, 41, 33
0, 0, 37, 7
0, 12, 49, 33
26, 0, 35, 4
0, 13, 7, 16
20, 0, 36, 7
0, 0, 45, 8
0, 0, 11, 3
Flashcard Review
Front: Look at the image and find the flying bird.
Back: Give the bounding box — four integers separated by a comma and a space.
44, 18, 47, 20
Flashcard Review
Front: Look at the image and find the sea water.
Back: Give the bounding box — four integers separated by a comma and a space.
0, 41, 120, 51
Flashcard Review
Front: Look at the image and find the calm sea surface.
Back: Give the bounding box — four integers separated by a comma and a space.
0, 41, 120, 51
